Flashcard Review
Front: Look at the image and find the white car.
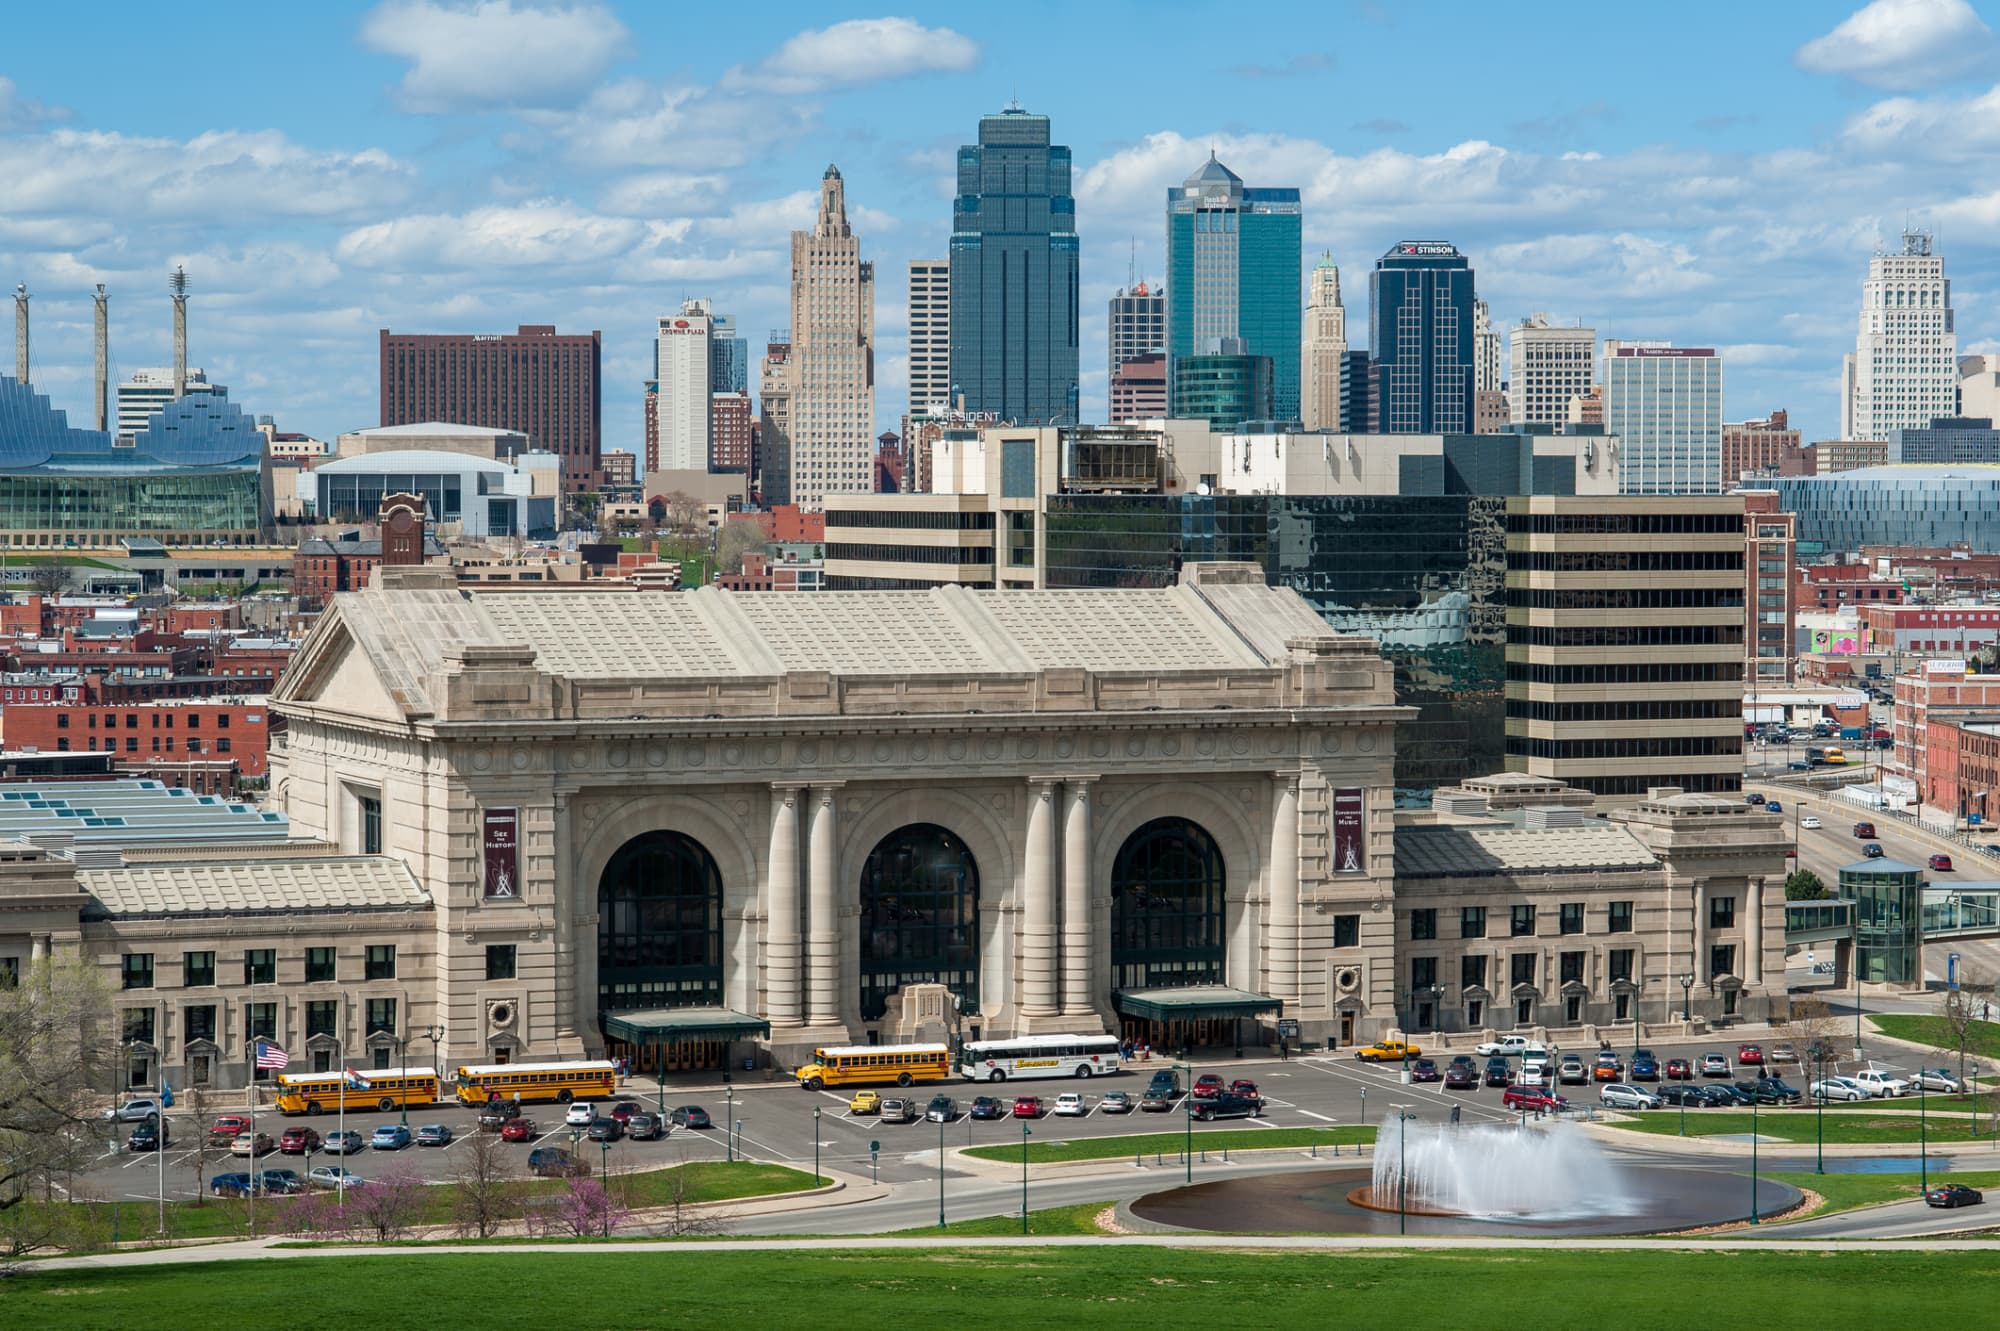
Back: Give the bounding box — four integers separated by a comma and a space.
1852, 1070, 1909, 1098
102, 1098, 161, 1124
1801, 816, 1822, 829
1052, 1092, 1088, 1116
1473, 1035, 1546, 1058
1518, 1061, 1549, 1088
1811, 1076, 1869, 1102
1912, 1068, 1965, 1093
1600, 1083, 1661, 1110
565, 1101, 595, 1126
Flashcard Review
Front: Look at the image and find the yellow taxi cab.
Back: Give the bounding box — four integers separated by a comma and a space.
848, 1089, 881, 1114
1354, 1040, 1421, 1063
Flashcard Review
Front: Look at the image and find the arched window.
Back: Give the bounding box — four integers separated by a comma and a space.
1110, 817, 1226, 990
858, 824, 979, 1021
597, 831, 724, 1019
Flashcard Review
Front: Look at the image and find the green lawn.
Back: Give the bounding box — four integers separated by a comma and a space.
1609, 1109, 1994, 1143
881, 1199, 1117, 1236
1870, 1014, 2000, 1060
1770, 1169, 2000, 1218
963, 1124, 1373, 1165
12, 1249, 2000, 1329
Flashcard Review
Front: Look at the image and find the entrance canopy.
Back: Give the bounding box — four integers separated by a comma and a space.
601, 1007, 771, 1045
1113, 985, 1282, 1023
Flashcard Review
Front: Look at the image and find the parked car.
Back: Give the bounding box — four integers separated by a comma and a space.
1931, 854, 1955, 871
1356, 1040, 1420, 1062
1801, 815, 1822, 829
926, 1095, 960, 1122
209, 1114, 250, 1143
565, 1102, 596, 1127
322, 1130, 366, 1155
626, 1113, 665, 1141
1656, 1083, 1708, 1107
231, 1132, 275, 1157
501, 1117, 540, 1143
1473, 1035, 1544, 1058
209, 1172, 259, 1198
1447, 1054, 1478, 1074
1052, 1093, 1088, 1117
528, 1146, 589, 1178
307, 1166, 367, 1191
1517, 1061, 1549, 1088
1100, 1091, 1134, 1114
1629, 1051, 1659, 1081
1409, 1059, 1441, 1083
1501, 1086, 1567, 1113
1863, 842, 1886, 859
259, 1169, 303, 1195
278, 1127, 322, 1156
1737, 1044, 1765, 1066
1229, 1079, 1261, 1102
1444, 1064, 1478, 1090
669, 1106, 712, 1130
1852, 1069, 1909, 1098
1768, 1043, 1799, 1065
1011, 1095, 1044, 1119
477, 1105, 515, 1133
1593, 1054, 1622, 1081
1664, 1058, 1694, 1080
1700, 1053, 1733, 1078
1484, 1058, 1514, 1088
1600, 1083, 1662, 1110
969, 1095, 1005, 1120
415, 1124, 454, 1147
369, 1124, 412, 1151
1927, 1183, 1985, 1209
1913, 1068, 1966, 1093
1751, 1078, 1803, 1105
1191, 1092, 1263, 1121
608, 1101, 645, 1125
1766, 801, 1783, 815
1191, 1073, 1226, 1100
1140, 1088, 1177, 1112
586, 1117, 622, 1142
1811, 1077, 1869, 1102
1706, 1084, 1755, 1106
879, 1098, 916, 1124
1853, 821, 1877, 838
1745, 792, 1765, 805
103, 1098, 162, 1124
128, 1120, 170, 1151
848, 1090, 881, 1114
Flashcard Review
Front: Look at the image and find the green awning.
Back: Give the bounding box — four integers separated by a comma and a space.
601, 1007, 771, 1044
1113, 986, 1282, 1023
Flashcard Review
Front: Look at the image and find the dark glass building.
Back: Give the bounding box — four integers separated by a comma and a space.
1168, 349, 1273, 430
1166, 156, 1302, 424
949, 106, 1080, 426
1370, 242, 1476, 434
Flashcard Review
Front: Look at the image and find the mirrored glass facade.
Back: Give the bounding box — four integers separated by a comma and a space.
1774, 467, 2000, 555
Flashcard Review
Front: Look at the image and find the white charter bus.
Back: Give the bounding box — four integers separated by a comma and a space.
957, 1034, 1123, 1082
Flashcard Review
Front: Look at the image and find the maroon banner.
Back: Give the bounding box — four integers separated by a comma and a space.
1332, 788, 1365, 874
482, 807, 519, 898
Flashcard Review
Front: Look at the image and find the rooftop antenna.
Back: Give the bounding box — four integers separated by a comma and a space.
1128, 236, 1136, 291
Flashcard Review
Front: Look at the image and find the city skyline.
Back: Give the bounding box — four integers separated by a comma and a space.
2, 1, 1998, 455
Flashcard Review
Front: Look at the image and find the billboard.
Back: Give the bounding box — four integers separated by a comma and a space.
1810, 629, 1860, 655
482, 807, 519, 899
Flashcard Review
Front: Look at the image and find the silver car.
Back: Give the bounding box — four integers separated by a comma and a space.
1599, 1083, 1661, 1110
1911, 1068, 1965, 1093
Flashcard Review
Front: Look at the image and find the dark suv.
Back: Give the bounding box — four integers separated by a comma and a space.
528, 1146, 590, 1178
1190, 1092, 1263, 1121
1146, 1070, 1182, 1099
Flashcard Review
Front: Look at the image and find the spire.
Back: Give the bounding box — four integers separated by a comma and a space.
816, 164, 850, 238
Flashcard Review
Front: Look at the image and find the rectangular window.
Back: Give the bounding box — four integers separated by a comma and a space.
1461, 954, 1487, 990
366, 997, 397, 1036
1510, 953, 1536, 987
1710, 944, 1736, 978
1608, 948, 1634, 983
183, 951, 214, 987
359, 794, 382, 854
1709, 895, 1737, 930
1559, 902, 1584, 935
1511, 904, 1536, 937
122, 954, 154, 990
365, 945, 396, 981
1411, 956, 1437, 991
1608, 900, 1633, 933
1460, 906, 1486, 939
1409, 908, 1437, 941
122, 1007, 155, 1044
486, 944, 518, 981
246, 1002, 277, 1040
1560, 950, 1585, 984
244, 949, 275, 986
305, 947, 336, 983
306, 1001, 338, 1039
184, 1004, 216, 1043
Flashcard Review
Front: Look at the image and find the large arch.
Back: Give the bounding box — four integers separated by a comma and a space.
1109, 816, 1228, 991
596, 829, 726, 1021
856, 823, 981, 1022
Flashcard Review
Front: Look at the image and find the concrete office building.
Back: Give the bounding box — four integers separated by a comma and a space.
907, 260, 951, 417
1504, 495, 1746, 798
1108, 282, 1166, 385
1843, 230, 1956, 443
117, 368, 227, 442
1474, 300, 1502, 396
1302, 256, 1346, 432
1961, 355, 2000, 423
758, 339, 794, 504
335, 422, 529, 463
1603, 343, 1724, 495
1371, 243, 1476, 434
305, 449, 560, 539
653, 299, 715, 476
773, 168, 875, 508
1890, 416, 2000, 465
950, 106, 1079, 426
1167, 156, 1302, 423
1507, 314, 1594, 427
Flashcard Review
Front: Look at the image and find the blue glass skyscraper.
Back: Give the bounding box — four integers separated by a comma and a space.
1166, 156, 1302, 424
1369, 242, 1476, 433
949, 105, 1080, 425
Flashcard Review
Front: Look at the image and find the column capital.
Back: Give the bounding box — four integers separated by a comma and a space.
1061, 773, 1101, 790
771, 781, 812, 796
1272, 769, 1302, 792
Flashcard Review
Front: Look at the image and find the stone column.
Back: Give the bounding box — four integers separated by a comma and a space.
1266, 772, 1301, 1002
30, 934, 47, 963
766, 784, 805, 1027
1744, 876, 1764, 986
806, 784, 842, 1027
553, 793, 585, 1050
1060, 779, 1094, 1018
1021, 779, 1060, 1018
1692, 881, 1709, 999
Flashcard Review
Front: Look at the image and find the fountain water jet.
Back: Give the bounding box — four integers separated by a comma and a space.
1358, 1118, 1642, 1218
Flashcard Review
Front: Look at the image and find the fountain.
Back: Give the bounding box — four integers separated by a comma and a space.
1356, 1118, 1642, 1218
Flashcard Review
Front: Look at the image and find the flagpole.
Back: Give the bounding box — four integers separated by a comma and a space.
246, 1037, 257, 1233
337, 994, 347, 1186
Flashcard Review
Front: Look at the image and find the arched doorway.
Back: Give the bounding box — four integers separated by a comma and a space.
1111, 817, 1227, 1048
598, 830, 725, 1071
859, 823, 980, 1022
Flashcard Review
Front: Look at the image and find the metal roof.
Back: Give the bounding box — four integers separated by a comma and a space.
0, 780, 290, 850
1395, 824, 1659, 878
81, 855, 430, 918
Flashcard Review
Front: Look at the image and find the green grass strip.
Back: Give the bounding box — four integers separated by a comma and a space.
962, 1124, 1374, 1164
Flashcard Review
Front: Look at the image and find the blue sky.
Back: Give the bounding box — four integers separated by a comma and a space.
3, 0, 1998, 455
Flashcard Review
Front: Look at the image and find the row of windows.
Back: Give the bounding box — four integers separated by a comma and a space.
121, 996, 398, 1044
1411, 900, 1638, 941
825, 508, 996, 531
1506, 661, 1742, 685
1510, 624, 1744, 649
123, 944, 401, 989
824, 542, 994, 565
1506, 512, 1743, 536
1506, 588, 1744, 610
1504, 699, 1744, 723
1509, 551, 1744, 573
72, 711, 235, 730
1415, 947, 1643, 992
1571, 772, 1741, 796
1507, 735, 1744, 760
80, 736, 233, 754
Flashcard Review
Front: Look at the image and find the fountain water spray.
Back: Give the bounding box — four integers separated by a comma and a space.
1369, 1117, 1642, 1219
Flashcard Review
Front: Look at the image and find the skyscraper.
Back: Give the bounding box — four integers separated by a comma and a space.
949, 105, 1079, 425
1369, 242, 1475, 434
1603, 342, 1724, 495
1843, 229, 1956, 442
709, 312, 748, 395
1301, 255, 1345, 431
1166, 155, 1302, 424
654, 298, 714, 475
907, 260, 950, 416
1473, 299, 1501, 396
1507, 314, 1595, 427
1108, 281, 1166, 383
776, 165, 875, 508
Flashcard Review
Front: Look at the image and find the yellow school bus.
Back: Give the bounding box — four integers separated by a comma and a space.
794, 1043, 951, 1091
274, 1068, 439, 1116
1823, 747, 1849, 765
453, 1060, 617, 1107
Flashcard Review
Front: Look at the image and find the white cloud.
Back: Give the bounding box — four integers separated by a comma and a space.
335, 200, 644, 268
1797, 0, 1994, 87
360, 0, 628, 111
520, 79, 809, 169
597, 172, 730, 216
693, 189, 899, 245
1842, 84, 2000, 155
0, 75, 66, 128
722, 18, 978, 94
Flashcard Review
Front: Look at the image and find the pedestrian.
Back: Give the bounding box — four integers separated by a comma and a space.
1450, 1103, 1461, 1125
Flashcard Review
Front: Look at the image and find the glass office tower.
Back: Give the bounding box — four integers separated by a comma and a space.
949, 106, 1080, 426
1166, 157, 1302, 424
1370, 242, 1476, 434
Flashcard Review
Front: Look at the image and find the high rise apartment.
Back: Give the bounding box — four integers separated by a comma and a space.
1843, 230, 1956, 442
1108, 353, 1166, 423
1742, 491, 1796, 688
1370, 242, 1475, 434
777, 166, 875, 508
1603, 343, 1723, 495
1108, 281, 1166, 383
654, 299, 714, 475
1167, 156, 1302, 423
1301, 255, 1345, 431
117, 368, 225, 441
907, 260, 950, 416
949, 105, 1079, 425
378, 324, 602, 492
711, 392, 753, 475
1504, 494, 1746, 798
1507, 314, 1594, 427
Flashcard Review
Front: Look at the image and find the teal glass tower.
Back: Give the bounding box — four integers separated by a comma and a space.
1166, 156, 1302, 425
949, 105, 1080, 425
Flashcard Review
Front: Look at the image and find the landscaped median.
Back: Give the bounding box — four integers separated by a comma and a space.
1869, 1014, 2000, 1060
1602, 1110, 1994, 1145
961, 1124, 1373, 1166
1769, 1169, 2000, 1220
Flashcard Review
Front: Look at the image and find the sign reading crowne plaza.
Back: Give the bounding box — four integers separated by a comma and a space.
269, 563, 1410, 1071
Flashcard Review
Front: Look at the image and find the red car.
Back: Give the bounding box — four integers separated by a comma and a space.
209, 1115, 250, 1143
1502, 1086, 1567, 1112
1664, 1059, 1693, 1080
1229, 1079, 1261, 1101
1931, 854, 1955, 872
1737, 1044, 1764, 1066
500, 1117, 538, 1142
608, 1101, 645, 1125
278, 1127, 321, 1155
1191, 1074, 1225, 1101
1012, 1095, 1043, 1118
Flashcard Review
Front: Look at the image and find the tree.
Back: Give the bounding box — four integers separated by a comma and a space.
650, 1152, 730, 1237
184, 1083, 223, 1202
526, 1176, 629, 1239
347, 1167, 427, 1241
1784, 869, 1829, 901
1940, 967, 1991, 1090
715, 516, 769, 576
448, 1129, 521, 1238
661, 491, 705, 539
1784, 995, 1845, 1080
24, 562, 73, 599
0, 957, 110, 1259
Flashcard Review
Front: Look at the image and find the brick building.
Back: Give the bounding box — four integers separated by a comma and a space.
1722, 410, 1804, 486
1892, 667, 2000, 779
294, 534, 448, 607
2, 698, 276, 777
1743, 491, 1796, 685
756, 506, 826, 545
711, 392, 754, 474
1796, 564, 1906, 614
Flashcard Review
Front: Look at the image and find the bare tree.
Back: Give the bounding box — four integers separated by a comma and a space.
1784, 995, 1845, 1086
448, 1130, 521, 1238
347, 1168, 427, 1241
715, 516, 770, 576
649, 1151, 730, 1237
0, 956, 110, 1260
1939, 966, 1991, 1091
184, 1083, 222, 1202
23, 562, 73, 599
661, 491, 705, 539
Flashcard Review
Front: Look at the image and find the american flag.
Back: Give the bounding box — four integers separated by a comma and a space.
254, 1040, 290, 1070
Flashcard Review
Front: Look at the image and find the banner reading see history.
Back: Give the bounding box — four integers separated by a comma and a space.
483, 807, 519, 898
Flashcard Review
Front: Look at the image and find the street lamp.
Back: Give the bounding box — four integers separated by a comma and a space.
937, 1112, 947, 1230
812, 1106, 822, 1187
1678, 971, 1695, 1023
1814, 1048, 1826, 1175
1176, 1060, 1194, 1182
1020, 1121, 1032, 1235
1391, 1104, 1417, 1236
1749, 1092, 1761, 1226
1919, 1069, 1930, 1192
397, 1034, 411, 1127
1428, 984, 1445, 1039
724, 1080, 735, 1164
422, 1024, 444, 1081
599, 1140, 613, 1236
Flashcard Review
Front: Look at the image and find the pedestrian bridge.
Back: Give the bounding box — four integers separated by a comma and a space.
1784, 899, 1853, 946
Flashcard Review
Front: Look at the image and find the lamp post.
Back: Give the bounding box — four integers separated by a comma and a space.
1678, 971, 1695, 1023
725, 1082, 736, 1164
599, 1140, 613, 1236
1176, 1060, 1194, 1182
1814, 1049, 1825, 1175
397, 1034, 411, 1127
1853, 915, 1864, 1060
1919, 1069, 1930, 1192
1020, 1121, 1032, 1235
812, 1106, 822, 1187
422, 1023, 444, 1082
1749, 1093, 1760, 1226
937, 1113, 947, 1230
1391, 1104, 1416, 1236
